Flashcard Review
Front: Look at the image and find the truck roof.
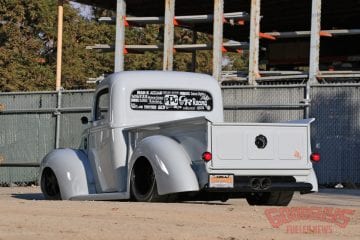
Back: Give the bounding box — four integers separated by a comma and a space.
99, 71, 220, 89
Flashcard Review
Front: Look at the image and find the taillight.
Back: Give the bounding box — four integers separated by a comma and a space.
310, 153, 320, 163
202, 152, 212, 162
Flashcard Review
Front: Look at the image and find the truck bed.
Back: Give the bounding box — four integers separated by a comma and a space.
124, 117, 314, 172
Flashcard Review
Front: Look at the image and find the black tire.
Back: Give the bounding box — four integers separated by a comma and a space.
41, 168, 61, 200
130, 158, 163, 202
246, 191, 294, 206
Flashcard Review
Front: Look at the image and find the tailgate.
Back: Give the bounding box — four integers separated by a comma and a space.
211, 122, 312, 170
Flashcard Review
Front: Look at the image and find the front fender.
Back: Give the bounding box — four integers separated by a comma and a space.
40, 149, 95, 200
130, 135, 200, 195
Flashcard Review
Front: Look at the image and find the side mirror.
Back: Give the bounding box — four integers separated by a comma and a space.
81, 116, 89, 125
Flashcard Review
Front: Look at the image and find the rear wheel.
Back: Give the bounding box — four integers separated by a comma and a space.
41, 168, 61, 200
246, 191, 293, 206
130, 158, 163, 202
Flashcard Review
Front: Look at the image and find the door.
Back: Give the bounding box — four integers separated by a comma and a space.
88, 88, 117, 192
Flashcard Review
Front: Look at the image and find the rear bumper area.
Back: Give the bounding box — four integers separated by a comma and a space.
204, 176, 313, 194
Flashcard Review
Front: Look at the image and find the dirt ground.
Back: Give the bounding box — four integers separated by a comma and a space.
0, 187, 359, 240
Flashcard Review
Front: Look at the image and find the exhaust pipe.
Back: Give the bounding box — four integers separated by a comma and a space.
260, 178, 271, 190
249, 177, 272, 190
249, 178, 261, 190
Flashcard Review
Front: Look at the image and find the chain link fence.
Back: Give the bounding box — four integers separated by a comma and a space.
0, 86, 359, 185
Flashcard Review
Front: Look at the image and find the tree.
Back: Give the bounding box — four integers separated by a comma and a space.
0, 0, 56, 91
0, 0, 114, 91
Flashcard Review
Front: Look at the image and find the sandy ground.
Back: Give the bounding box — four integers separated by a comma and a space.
0, 187, 359, 240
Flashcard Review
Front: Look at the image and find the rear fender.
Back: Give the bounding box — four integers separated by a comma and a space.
40, 149, 95, 200
129, 135, 199, 195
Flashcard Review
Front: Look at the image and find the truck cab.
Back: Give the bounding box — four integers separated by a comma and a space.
40, 71, 319, 205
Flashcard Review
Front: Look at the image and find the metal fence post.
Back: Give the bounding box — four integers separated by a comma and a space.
163, 0, 175, 71
55, 90, 62, 149
248, 0, 260, 85
115, 0, 126, 72
212, 0, 224, 81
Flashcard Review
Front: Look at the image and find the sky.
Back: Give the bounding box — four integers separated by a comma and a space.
70, 1, 93, 19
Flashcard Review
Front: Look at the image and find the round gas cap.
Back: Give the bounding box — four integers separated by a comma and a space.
255, 135, 267, 149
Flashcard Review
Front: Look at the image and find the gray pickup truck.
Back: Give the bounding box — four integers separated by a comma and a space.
40, 71, 319, 206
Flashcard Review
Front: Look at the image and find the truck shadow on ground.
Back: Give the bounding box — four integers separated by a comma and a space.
10, 193, 233, 205
182, 201, 231, 206
11, 193, 45, 200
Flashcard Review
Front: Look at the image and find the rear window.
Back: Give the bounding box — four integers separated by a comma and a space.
130, 89, 213, 111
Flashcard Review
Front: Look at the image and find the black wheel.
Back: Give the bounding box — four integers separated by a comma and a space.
41, 168, 61, 200
246, 191, 293, 206
130, 158, 164, 202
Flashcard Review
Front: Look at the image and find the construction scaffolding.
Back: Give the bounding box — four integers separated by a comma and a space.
87, 0, 250, 81
73, 0, 360, 86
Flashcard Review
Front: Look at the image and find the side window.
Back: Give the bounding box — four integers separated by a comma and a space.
95, 89, 109, 121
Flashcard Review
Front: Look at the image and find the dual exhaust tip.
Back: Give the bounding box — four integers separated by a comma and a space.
249, 177, 271, 190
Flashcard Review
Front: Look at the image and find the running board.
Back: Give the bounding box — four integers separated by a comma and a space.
69, 192, 129, 201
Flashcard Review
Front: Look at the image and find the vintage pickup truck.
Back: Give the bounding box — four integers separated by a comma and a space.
40, 71, 319, 205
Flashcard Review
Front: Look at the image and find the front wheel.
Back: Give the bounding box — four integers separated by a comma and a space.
246, 191, 294, 206
41, 168, 61, 200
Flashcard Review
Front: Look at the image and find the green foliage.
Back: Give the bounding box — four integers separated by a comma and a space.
0, 0, 55, 91
0, 0, 114, 91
